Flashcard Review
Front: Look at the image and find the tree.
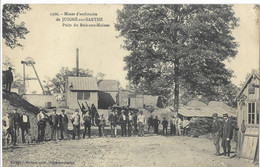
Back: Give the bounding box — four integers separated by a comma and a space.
47, 67, 93, 100
2, 4, 31, 49
116, 5, 239, 112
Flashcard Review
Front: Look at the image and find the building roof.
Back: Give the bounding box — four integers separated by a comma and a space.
178, 106, 236, 117
236, 71, 259, 99
68, 77, 98, 91
98, 80, 119, 92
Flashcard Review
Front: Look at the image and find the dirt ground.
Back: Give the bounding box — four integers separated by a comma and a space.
2, 129, 256, 167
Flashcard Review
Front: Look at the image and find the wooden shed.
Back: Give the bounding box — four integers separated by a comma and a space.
97, 80, 119, 109
65, 77, 98, 109
236, 71, 259, 162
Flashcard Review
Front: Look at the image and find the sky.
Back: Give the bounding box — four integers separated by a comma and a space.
2, 4, 259, 94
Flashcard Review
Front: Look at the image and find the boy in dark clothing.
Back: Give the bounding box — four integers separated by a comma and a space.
162, 117, 168, 135
153, 116, 160, 135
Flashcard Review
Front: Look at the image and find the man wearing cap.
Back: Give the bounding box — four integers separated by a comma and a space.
20, 111, 30, 144
119, 110, 127, 137
37, 109, 47, 142
50, 109, 59, 140
11, 108, 20, 145
108, 110, 117, 137
59, 109, 69, 140
82, 111, 92, 139
137, 110, 146, 137
4, 67, 13, 92
153, 116, 160, 135
211, 113, 222, 156
221, 113, 233, 157
70, 109, 81, 140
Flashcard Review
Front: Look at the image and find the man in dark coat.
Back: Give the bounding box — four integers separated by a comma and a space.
3, 67, 13, 92
147, 115, 154, 133
20, 111, 30, 144
211, 113, 222, 156
162, 117, 168, 135
59, 109, 69, 140
221, 113, 234, 157
153, 116, 160, 135
50, 109, 59, 140
119, 110, 127, 137
82, 111, 92, 139
108, 111, 117, 137
11, 108, 20, 145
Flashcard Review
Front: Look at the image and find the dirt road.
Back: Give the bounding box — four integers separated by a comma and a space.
2, 133, 255, 167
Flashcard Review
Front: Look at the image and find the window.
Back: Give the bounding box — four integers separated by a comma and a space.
77, 92, 90, 100
248, 102, 258, 124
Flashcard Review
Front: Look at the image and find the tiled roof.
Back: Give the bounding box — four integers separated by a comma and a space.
68, 77, 98, 91
98, 80, 119, 92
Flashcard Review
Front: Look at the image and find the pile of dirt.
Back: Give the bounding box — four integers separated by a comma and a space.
2, 91, 40, 143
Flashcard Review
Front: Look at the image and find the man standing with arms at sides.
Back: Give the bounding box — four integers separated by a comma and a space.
70, 109, 81, 140
222, 113, 233, 157
175, 116, 182, 136
37, 109, 47, 142
153, 116, 160, 135
12, 108, 20, 145
162, 117, 168, 135
171, 116, 176, 135
50, 109, 59, 141
20, 111, 30, 144
137, 110, 146, 137
119, 110, 127, 137
82, 111, 92, 139
211, 113, 222, 156
127, 111, 133, 137
59, 109, 69, 140
108, 109, 117, 137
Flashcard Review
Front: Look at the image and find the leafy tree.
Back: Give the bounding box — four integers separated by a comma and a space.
116, 5, 239, 112
46, 67, 93, 100
2, 4, 31, 48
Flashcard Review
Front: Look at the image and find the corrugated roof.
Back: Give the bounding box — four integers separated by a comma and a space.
98, 80, 119, 92
178, 106, 236, 117
68, 77, 98, 91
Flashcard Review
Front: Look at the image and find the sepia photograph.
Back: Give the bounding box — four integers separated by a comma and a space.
1, 2, 259, 167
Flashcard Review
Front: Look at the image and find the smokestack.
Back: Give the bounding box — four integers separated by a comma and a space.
76, 48, 79, 77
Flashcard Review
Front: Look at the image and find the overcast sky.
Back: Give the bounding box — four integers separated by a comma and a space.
2, 4, 259, 94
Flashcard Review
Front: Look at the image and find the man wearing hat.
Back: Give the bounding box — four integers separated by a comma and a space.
222, 113, 233, 157
211, 113, 222, 156
37, 109, 47, 142
50, 109, 59, 140
70, 109, 81, 140
119, 110, 127, 137
82, 110, 92, 139
4, 67, 13, 92
59, 109, 69, 140
137, 110, 146, 137
11, 108, 20, 145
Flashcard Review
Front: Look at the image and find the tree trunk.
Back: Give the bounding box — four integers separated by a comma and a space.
174, 58, 180, 113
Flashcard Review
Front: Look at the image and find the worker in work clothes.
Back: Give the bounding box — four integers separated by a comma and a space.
211, 113, 222, 156
50, 109, 59, 140
97, 114, 106, 137
108, 110, 117, 137
119, 110, 127, 137
175, 116, 182, 136
37, 109, 47, 142
70, 109, 81, 140
20, 111, 30, 144
82, 111, 92, 139
221, 113, 234, 157
127, 111, 133, 136
137, 110, 146, 137
59, 109, 69, 140
162, 117, 168, 135
11, 108, 20, 145
2, 113, 14, 146
153, 116, 160, 135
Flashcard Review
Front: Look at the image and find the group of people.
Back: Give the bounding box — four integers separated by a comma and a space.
211, 113, 239, 158
2, 108, 30, 146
